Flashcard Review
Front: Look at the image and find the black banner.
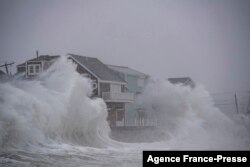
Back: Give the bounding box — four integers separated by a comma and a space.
143, 151, 249, 167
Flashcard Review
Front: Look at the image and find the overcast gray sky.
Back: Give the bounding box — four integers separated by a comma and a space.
0, 0, 250, 93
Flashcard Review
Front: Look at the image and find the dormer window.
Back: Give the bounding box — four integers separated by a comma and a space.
28, 64, 41, 75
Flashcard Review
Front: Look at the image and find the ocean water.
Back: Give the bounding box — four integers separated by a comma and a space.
0, 57, 249, 167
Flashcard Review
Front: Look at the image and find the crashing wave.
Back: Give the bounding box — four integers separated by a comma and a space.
0, 57, 117, 149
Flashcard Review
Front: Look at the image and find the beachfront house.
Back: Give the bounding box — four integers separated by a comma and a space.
107, 65, 151, 126
68, 54, 134, 127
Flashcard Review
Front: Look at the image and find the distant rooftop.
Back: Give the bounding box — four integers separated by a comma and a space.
17, 55, 60, 67
108, 65, 148, 77
69, 54, 125, 83
168, 77, 195, 88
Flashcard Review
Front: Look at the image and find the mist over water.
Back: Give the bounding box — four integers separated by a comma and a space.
139, 81, 250, 150
0, 57, 249, 166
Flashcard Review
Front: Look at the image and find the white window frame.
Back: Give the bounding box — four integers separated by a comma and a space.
28, 64, 41, 75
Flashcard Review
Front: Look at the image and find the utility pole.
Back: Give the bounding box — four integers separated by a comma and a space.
247, 91, 250, 114
0, 62, 14, 75
234, 93, 239, 114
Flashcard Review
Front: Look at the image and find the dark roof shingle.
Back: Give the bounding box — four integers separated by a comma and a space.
17, 55, 60, 67
69, 54, 125, 83
168, 77, 195, 88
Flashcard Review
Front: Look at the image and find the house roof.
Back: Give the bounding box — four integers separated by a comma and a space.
168, 77, 195, 87
68, 54, 126, 83
168, 77, 191, 84
16, 62, 26, 67
107, 65, 149, 78
17, 55, 60, 67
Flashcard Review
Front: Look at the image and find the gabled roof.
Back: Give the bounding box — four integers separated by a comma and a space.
168, 77, 195, 88
68, 54, 125, 83
27, 55, 60, 62
107, 65, 149, 78
17, 55, 60, 67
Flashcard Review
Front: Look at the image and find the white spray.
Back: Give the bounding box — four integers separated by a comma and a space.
0, 57, 116, 149
138, 80, 250, 150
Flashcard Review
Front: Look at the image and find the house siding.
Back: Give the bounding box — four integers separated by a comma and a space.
125, 75, 149, 125
109, 71, 149, 126
126, 75, 145, 93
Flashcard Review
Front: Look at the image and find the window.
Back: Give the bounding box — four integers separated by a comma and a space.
35, 65, 40, 73
29, 66, 34, 74
28, 64, 41, 75
137, 78, 144, 87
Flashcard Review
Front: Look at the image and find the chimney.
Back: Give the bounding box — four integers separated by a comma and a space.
36, 50, 39, 58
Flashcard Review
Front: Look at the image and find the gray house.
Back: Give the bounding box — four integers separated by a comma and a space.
108, 65, 151, 126
68, 54, 134, 127
16, 55, 60, 78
